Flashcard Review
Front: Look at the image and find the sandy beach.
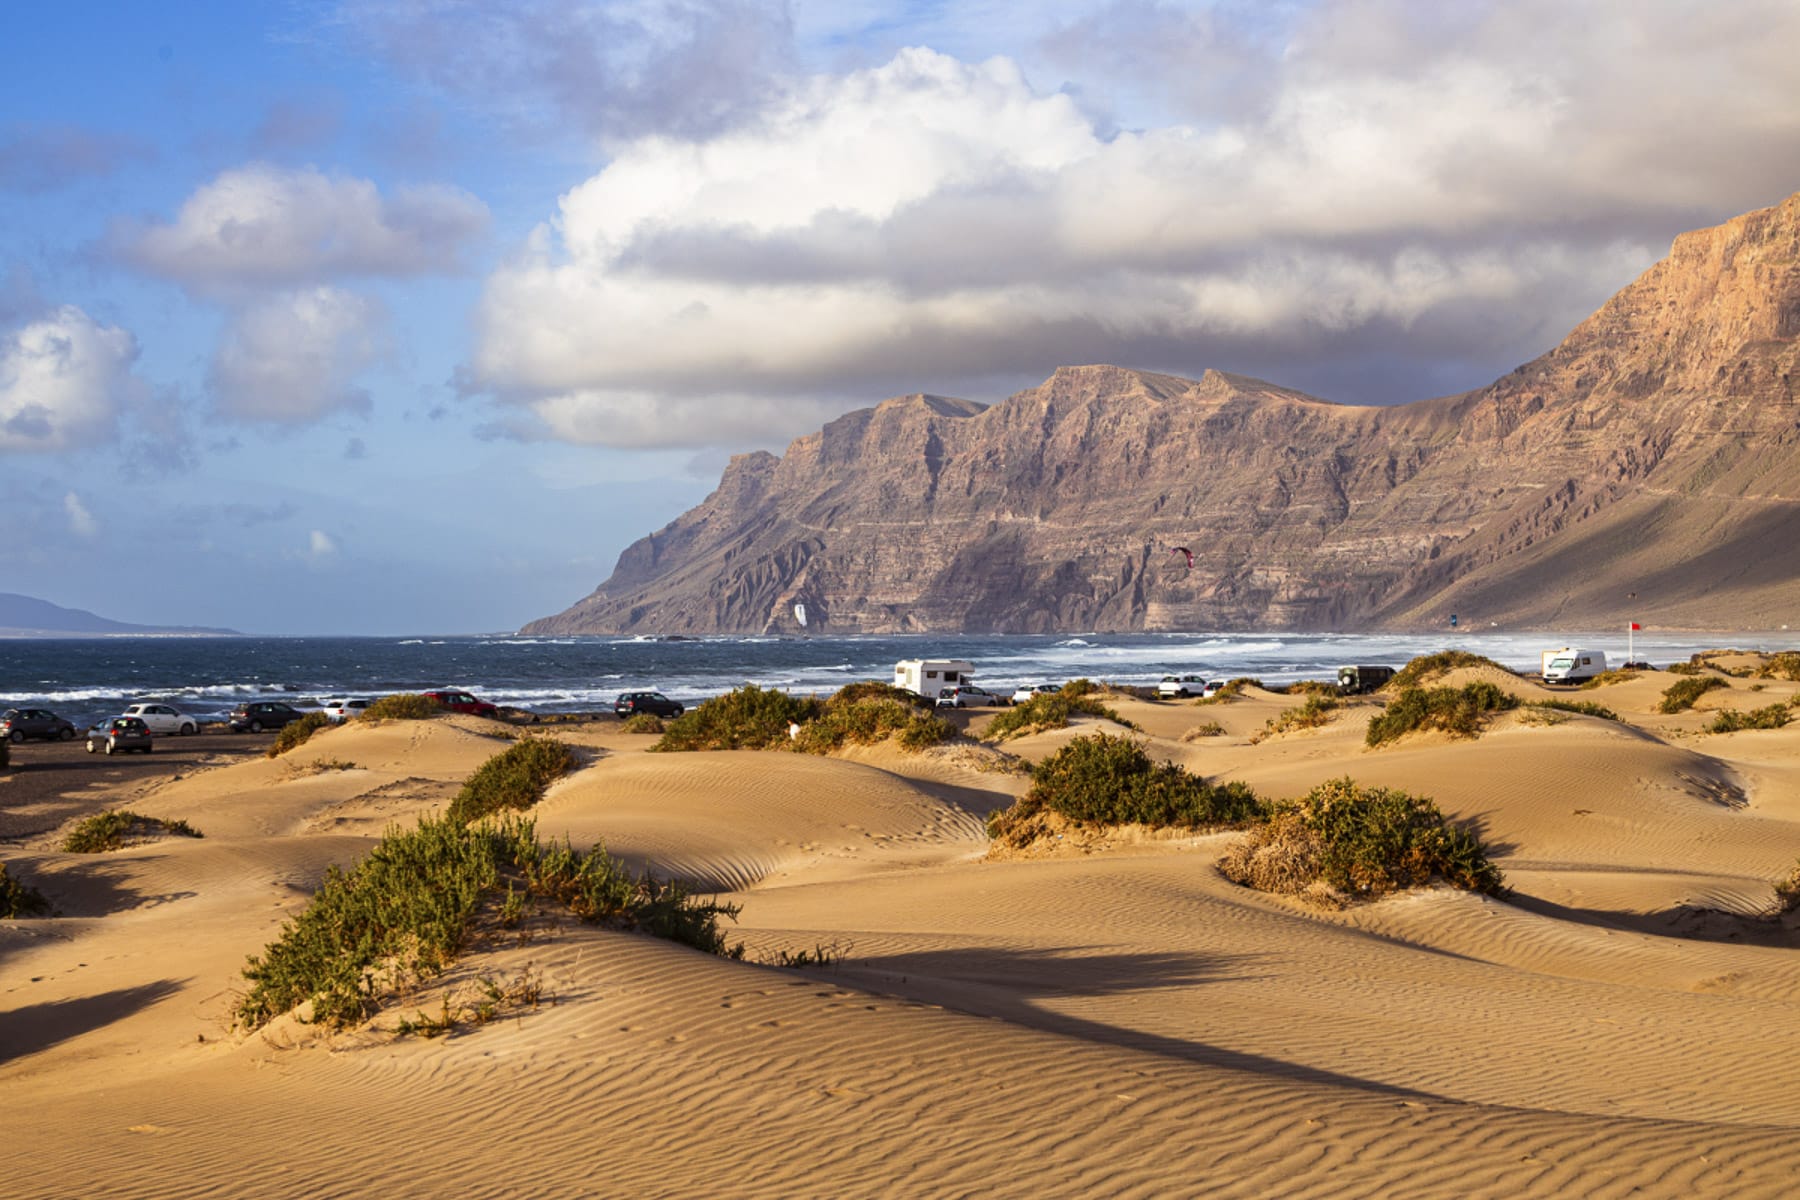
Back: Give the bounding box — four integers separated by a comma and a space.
4, 661, 1799, 1199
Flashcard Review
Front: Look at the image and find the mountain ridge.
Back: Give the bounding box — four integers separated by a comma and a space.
525, 191, 1800, 636
0, 593, 239, 638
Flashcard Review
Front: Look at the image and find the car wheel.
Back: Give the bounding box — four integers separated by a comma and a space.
7, 731, 21, 743
105, 741, 116, 755
61, 727, 75, 741
180, 722, 196, 736
87, 741, 99, 754
143, 743, 153, 753
249, 720, 264, 733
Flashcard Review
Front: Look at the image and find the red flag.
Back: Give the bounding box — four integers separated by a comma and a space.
1629, 622, 1641, 630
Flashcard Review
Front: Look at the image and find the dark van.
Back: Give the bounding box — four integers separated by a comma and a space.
1336, 665, 1395, 695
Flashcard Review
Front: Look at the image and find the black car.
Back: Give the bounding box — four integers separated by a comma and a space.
87, 716, 154, 755
1, 707, 79, 743
614, 691, 684, 719
228, 701, 309, 733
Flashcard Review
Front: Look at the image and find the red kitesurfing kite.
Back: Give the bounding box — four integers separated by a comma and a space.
1170, 546, 1194, 569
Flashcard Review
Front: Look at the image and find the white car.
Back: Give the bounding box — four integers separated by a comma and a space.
320, 697, 374, 723
1011, 683, 1061, 704
1156, 674, 1209, 699
1200, 680, 1226, 698
120, 702, 199, 736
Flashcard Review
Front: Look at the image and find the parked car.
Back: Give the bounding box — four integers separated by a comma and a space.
1335, 665, 1395, 695
1011, 683, 1061, 705
1200, 680, 1227, 699
614, 691, 684, 719
120, 702, 198, 736
319, 697, 374, 723
936, 685, 1006, 708
1, 707, 79, 743
87, 716, 154, 755
1156, 674, 1209, 698
228, 701, 308, 733
422, 689, 500, 718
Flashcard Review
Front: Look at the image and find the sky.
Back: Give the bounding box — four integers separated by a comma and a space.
4, 1, 1799, 635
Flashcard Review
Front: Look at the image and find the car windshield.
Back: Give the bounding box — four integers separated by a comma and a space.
1549, 658, 1574, 670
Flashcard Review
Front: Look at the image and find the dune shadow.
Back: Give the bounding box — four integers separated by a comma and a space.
21, 853, 199, 919
0, 979, 188, 1066
1506, 889, 1800, 947
836, 944, 1433, 1100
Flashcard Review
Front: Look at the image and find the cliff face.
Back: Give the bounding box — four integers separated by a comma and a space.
524, 192, 1800, 635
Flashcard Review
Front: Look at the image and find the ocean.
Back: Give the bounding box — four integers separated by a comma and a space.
5, 629, 1797, 729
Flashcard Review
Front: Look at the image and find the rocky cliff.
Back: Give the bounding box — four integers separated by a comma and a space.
524, 192, 1800, 635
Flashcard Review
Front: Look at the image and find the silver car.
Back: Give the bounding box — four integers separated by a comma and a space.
119, 702, 199, 736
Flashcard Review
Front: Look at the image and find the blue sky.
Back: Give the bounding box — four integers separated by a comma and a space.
5, 1, 1799, 634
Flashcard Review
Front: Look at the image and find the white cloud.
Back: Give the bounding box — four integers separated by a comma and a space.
209, 287, 389, 423
468, 5, 1800, 446
309, 529, 339, 557
0, 306, 139, 452
113, 163, 488, 293
64, 491, 97, 538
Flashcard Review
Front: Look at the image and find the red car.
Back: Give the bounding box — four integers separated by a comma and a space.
422, 689, 499, 718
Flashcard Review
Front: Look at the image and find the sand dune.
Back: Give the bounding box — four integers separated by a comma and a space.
5, 672, 1800, 1198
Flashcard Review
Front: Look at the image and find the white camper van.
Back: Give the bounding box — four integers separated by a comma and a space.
894, 659, 975, 701
1541, 647, 1606, 684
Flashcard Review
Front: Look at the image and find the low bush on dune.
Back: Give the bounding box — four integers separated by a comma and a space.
267, 712, 332, 758
794, 683, 956, 754
986, 732, 1264, 845
1182, 721, 1225, 741
620, 713, 665, 734
235, 813, 739, 1032
1195, 678, 1260, 705
983, 683, 1137, 742
1579, 669, 1640, 690
1664, 661, 1701, 676
653, 684, 823, 752
358, 693, 443, 722
1218, 777, 1506, 906
63, 810, 203, 853
1657, 675, 1728, 714
1756, 652, 1800, 682
1364, 681, 1517, 747
1776, 863, 1800, 916
1249, 695, 1339, 744
1267, 679, 1338, 698
1387, 651, 1510, 690
1705, 704, 1793, 734
1529, 699, 1620, 722
1, 862, 51, 918
446, 737, 580, 825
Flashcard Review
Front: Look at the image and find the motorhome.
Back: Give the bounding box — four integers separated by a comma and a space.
894, 659, 975, 701
1541, 647, 1606, 684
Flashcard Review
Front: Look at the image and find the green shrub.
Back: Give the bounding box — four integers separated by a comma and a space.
791, 682, 957, 753
1657, 675, 1728, 714
267, 712, 332, 758
987, 733, 1263, 844
1388, 651, 1510, 690
62, 810, 204, 853
1756, 652, 1800, 682
234, 813, 740, 1031
1250, 695, 1339, 743
1195, 678, 1260, 705
1579, 669, 1640, 690
1, 862, 50, 918
1182, 721, 1225, 741
1776, 862, 1800, 915
1365, 681, 1518, 747
1270, 679, 1338, 698
1529, 699, 1620, 722
1705, 705, 1793, 734
1219, 777, 1505, 903
620, 713, 665, 734
359, 693, 443, 722
982, 684, 1137, 742
446, 737, 580, 825
1664, 661, 1701, 676
653, 684, 823, 752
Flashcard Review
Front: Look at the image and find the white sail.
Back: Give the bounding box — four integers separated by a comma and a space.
793, 603, 808, 628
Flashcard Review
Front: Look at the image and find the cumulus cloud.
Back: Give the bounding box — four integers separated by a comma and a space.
468, 3, 1800, 446
64, 492, 98, 538
209, 287, 389, 423
0, 306, 140, 452
112, 163, 489, 293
